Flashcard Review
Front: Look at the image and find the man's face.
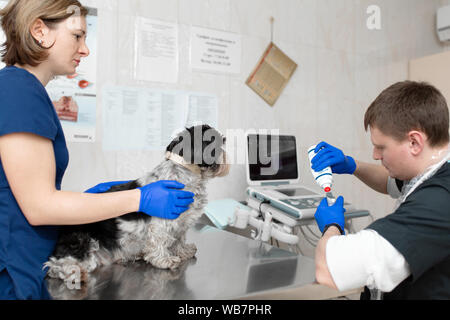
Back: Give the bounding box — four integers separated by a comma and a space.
370, 126, 415, 180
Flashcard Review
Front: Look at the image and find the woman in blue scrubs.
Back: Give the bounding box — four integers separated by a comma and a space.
0, 0, 194, 300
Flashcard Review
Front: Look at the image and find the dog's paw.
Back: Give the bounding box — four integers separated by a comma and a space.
44, 259, 62, 279
177, 243, 197, 261
145, 255, 182, 270
44, 258, 88, 290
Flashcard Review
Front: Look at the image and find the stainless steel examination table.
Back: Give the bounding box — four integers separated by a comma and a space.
47, 222, 362, 300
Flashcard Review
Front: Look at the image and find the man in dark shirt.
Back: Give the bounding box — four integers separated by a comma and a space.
312, 81, 450, 299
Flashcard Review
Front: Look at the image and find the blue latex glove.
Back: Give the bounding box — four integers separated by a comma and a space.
314, 196, 346, 235
138, 180, 195, 220
311, 141, 357, 174
84, 181, 132, 193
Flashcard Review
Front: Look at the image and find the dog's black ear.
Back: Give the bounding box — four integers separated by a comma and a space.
166, 124, 225, 166
166, 135, 184, 156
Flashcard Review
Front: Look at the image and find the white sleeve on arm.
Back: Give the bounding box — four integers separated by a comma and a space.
387, 176, 402, 199
325, 229, 411, 292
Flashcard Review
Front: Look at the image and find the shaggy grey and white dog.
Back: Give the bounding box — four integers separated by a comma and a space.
44, 124, 229, 287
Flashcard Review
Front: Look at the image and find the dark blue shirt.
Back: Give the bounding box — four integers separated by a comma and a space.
0, 66, 69, 299
366, 162, 450, 299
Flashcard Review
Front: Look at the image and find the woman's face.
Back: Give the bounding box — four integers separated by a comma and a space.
45, 15, 90, 76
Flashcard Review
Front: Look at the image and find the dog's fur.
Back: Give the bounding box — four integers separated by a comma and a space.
44, 125, 229, 286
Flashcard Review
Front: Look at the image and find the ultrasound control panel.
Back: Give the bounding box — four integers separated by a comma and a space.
280, 197, 352, 210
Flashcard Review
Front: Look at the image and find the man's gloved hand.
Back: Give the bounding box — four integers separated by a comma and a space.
311, 141, 357, 175
314, 196, 346, 235
84, 181, 132, 193
138, 180, 195, 220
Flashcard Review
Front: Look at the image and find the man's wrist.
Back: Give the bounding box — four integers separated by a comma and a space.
322, 223, 344, 236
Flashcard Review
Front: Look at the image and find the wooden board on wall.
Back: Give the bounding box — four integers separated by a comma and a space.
409, 50, 450, 104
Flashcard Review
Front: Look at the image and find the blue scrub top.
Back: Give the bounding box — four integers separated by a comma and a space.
0, 66, 69, 299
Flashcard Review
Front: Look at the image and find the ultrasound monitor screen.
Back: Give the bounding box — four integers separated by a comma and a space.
247, 134, 298, 181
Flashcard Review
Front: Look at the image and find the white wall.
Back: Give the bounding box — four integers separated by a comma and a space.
64, 0, 447, 234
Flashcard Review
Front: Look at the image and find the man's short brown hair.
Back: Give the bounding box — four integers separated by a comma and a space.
364, 81, 450, 147
0, 0, 88, 67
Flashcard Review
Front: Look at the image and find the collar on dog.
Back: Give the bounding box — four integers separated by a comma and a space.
165, 152, 202, 175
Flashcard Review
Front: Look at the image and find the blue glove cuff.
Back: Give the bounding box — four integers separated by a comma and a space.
322, 223, 345, 236
137, 187, 144, 212
137, 186, 154, 214
346, 156, 357, 175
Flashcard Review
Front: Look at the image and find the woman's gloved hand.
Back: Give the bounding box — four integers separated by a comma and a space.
311, 141, 357, 174
84, 181, 132, 193
138, 180, 195, 220
314, 196, 346, 235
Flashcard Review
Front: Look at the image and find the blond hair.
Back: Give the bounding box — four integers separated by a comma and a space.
0, 0, 88, 66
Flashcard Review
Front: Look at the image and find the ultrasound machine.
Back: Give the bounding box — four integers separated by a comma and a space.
244, 133, 370, 225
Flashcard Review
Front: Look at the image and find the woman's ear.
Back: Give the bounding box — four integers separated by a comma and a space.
408, 130, 426, 156
30, 19, 49, 45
